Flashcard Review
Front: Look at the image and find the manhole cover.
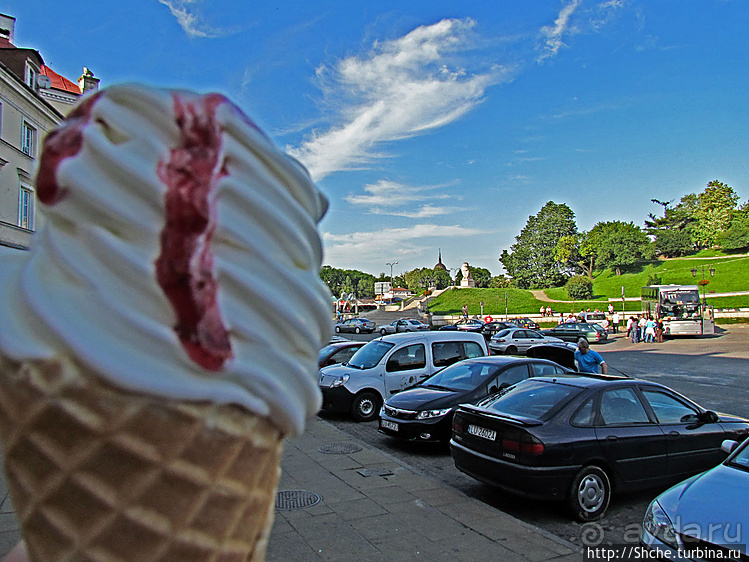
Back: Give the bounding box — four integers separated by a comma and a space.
317, 442, 362, 454
276, 490, 322, 510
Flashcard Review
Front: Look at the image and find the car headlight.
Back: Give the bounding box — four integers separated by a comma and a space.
643, 500, 680, 550
416, 408, 452, 420
331, 374, 350, 388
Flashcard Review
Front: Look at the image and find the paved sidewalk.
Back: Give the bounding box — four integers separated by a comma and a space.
0, 416, 583, 561
268, 416, 581, 561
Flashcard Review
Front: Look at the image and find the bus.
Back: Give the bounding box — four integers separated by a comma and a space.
641, 285, 714, 336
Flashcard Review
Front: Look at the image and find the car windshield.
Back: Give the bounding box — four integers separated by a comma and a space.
728, 443, 749, 472
348, 341, 394, 369
422, 361, 501, 391
479, 379, 580, 421
318, 344, 337, 362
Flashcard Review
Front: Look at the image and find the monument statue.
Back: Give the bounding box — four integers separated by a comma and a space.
460, 262, 475, 288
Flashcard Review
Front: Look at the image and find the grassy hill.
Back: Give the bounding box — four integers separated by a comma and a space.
429, 252, 749, 316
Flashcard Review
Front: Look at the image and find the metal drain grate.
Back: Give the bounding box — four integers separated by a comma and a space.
276, 490, 322, 510
317, 442, 362, 454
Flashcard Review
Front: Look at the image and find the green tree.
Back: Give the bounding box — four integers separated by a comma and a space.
587, 221, 654, 276
565, 275, 593, 300
691, 180, 740, 248
554, 233, 595, 280
319, 266, 375, 298
404, 267, 452, 293
717, 201, 749, 250
645, 196, 696, 257
489, 274, 512, 288
499, 201, 578, 289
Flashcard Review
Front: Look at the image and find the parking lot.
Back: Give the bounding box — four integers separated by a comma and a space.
323, 324, 749, 548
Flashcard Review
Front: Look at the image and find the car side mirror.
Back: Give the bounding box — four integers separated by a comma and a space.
698, 411, 719, 423
721, 439, 739, 455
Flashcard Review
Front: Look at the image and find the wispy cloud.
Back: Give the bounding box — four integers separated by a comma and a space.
344, 180, 461, 218
158, 0, 233, 38
322, 223, 489, 268
288, 18, 511, 181
537, 0, 581, 63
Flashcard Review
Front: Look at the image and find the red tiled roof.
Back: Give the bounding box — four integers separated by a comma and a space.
0, 37, 12, 48
41, 65, 80, 93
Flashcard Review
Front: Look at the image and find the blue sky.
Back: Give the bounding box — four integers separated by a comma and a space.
7, 1, 749, 278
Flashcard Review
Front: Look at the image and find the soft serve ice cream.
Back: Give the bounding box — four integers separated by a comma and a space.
0, 84, 332, 437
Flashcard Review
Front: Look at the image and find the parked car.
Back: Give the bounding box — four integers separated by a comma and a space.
450, 375, 749, 521
319, 341, 366, 368
488, 328, 564, 355
439, 318, 485, 332
334, 317, 376, 334
578, 311, 607, 326
510, 317, 541, 330
480, 320, 517, 339
379, 355, 573, 443
641, 437, 748, 560
378, 318, 430, 335
319, 332, 487, 421
540, 322, 608, 344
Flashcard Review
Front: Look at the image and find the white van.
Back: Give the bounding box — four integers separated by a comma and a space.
319, 332, 488, 422
578, 311, 607, 325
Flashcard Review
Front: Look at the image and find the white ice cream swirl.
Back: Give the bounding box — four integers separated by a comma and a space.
0, 84, 332, 436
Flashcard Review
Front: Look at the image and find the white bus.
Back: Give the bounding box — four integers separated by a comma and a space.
641, 284, 714, 336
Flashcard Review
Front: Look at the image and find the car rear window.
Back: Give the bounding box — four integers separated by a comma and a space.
480, 379, 580, 421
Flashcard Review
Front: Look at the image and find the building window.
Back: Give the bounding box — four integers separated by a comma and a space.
18, 184, 34, 230
25, 63, 38, 91
21, 122, 36, 157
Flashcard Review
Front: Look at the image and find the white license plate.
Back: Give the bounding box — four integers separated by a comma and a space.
468, 424, 496, 441
381, 420, 398, 432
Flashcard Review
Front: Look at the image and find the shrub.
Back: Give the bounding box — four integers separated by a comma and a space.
566, 275, 593, 300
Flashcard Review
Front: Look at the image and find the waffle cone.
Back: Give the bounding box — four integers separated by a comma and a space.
0, 355, 284, 562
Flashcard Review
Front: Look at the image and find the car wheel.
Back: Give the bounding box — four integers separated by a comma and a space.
335, 326, 341, 333
350, 391, 381, 422
504, 345, 518, 355
355, 327, 361, 334
568, 465, 611, 522
380, 329, 387, 336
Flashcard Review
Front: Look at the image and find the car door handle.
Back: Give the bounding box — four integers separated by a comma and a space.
606, 435, 618, 441
668, 431, 680, 437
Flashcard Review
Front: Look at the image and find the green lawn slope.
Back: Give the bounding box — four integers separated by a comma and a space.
428, 253, 749, 317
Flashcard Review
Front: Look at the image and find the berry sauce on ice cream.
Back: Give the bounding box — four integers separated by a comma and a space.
155, 93, 232, 371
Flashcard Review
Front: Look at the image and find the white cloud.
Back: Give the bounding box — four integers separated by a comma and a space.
322, 223, 489, 269
344, 179, 463, 217
288, 18, 510, 180
158, 0, 231, 38
537, 0, 581, 63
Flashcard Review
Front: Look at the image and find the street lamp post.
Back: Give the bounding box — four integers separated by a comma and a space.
691, 265, 716, 307
386, 261, 398, 304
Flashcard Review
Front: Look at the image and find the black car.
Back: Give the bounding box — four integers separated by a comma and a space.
378, 356, 572, 443
450, 376, 749, 521
481, 321, 518, 339
511, 317, 541, 330
539, 322, 607, 344
318, 341, 366, 368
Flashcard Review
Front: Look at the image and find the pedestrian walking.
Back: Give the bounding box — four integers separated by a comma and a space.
612, 311, 620, 333
575, 339, 608, 374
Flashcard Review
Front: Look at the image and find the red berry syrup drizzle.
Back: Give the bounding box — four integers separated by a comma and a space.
36, 91, 103, 205
155, 93, 233, 371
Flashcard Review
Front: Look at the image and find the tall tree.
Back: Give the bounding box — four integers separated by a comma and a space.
554, 233, 595, 280
499, 201, 577, 289
692, 180, 740, 249
587, 221, 654, 275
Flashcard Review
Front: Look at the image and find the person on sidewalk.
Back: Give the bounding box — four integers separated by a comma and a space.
574, 339, 608, 374
612, 311, 620, 333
